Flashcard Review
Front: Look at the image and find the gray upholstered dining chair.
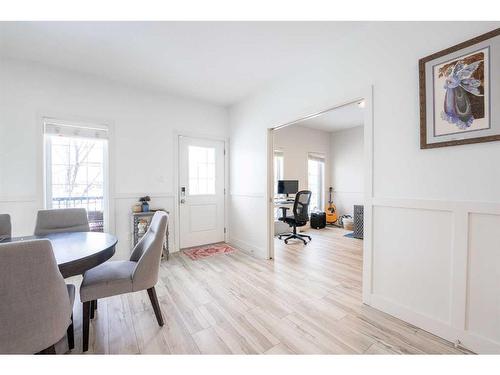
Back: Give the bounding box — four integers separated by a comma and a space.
0, 214, 12, 238
34, 208, 90, 236
79, 211, 168, 352
0, 239, 75, 354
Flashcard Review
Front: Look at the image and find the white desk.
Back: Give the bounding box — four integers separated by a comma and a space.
274, 200, 294, 207
273, 200, 299, 235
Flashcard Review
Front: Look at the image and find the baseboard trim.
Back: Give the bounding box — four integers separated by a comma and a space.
369, 294, 461, 348
228, 236, 266, 259
460, 331, 500, 354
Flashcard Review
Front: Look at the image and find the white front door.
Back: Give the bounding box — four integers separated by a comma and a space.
179, 136, 225, 249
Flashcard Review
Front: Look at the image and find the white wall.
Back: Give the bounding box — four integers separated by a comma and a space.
330, 126, 364, 217
0, 57, 228, 259
274, 125, 331, 206
228, 22, 500, 353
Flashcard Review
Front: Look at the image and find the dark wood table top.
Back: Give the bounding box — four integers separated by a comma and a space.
0, 232, 117, 278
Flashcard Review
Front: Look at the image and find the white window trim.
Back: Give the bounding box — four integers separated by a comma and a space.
42, 118, 111, 232
273, 149, 284, 195
307, 152, 325, 211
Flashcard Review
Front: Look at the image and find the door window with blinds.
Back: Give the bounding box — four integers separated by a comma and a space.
308, 153, 325, 212
44, 120, 109, 232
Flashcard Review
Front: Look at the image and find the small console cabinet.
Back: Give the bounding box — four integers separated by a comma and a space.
132, 211, 169, 260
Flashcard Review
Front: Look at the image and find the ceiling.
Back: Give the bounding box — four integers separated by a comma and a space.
299, 101, 364, 132
0, 21, 369, 106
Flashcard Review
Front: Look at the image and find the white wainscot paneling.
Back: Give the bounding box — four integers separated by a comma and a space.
464, 213, 500, 353
0, 200, 39, 237
372, 206, 453, 324
228, 194, 266, 258
1, 195, 176, 261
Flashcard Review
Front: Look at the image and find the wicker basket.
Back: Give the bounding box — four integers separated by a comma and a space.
343, 218, 354, 231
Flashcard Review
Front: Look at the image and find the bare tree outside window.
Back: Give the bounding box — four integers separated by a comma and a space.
48, 136, 105, 231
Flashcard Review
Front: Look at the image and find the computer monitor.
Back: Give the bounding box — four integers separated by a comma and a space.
277, 180, 299, 196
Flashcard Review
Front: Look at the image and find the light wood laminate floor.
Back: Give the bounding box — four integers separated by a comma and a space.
68, 227, 470, 354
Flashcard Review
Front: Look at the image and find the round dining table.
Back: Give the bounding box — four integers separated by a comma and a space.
0, 232, 117, 278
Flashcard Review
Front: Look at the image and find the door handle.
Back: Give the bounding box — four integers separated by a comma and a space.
180, 186, 186, 204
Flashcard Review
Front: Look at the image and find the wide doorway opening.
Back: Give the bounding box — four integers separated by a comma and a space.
266, 92, 373, 303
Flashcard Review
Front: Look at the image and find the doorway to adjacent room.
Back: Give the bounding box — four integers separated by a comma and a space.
266, 90, 374, 303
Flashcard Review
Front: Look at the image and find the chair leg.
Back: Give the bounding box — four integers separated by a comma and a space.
283, 230, 310, 245
37, 345, 56, 354
284, 234, 307, 245
67, 313, 75, 350
147, 287, 164, 327
82, 301, 91, 352
90, 300, 96, 319
278, 232, 292, 239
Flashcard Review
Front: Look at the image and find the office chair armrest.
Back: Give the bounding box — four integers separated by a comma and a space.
278, 206, 290, 219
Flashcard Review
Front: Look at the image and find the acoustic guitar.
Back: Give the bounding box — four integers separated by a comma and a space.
325, 187, 338, 224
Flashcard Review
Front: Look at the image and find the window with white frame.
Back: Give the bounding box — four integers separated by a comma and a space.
274, 150, 284, 195
44, 120, 109, 232
308, 153, 325, 212
188, 145, 216, 195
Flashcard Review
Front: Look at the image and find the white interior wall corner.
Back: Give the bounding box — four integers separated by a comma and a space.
228, 22, 500, 353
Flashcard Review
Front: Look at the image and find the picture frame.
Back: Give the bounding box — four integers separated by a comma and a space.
419, 28, 500, 149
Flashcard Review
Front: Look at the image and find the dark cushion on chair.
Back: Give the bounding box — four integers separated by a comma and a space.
283, 216, 307, 226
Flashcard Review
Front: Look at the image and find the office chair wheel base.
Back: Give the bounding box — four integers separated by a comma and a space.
278, 233, 293, 240
281, 232, 311, 245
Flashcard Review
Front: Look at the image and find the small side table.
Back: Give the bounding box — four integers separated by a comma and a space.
132, 210, 170, 260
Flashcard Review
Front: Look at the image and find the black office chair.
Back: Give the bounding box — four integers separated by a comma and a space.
278, 190, 312, 245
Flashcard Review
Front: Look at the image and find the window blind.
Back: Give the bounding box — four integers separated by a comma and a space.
44, 120, 108, 140
308, 152, 325, 162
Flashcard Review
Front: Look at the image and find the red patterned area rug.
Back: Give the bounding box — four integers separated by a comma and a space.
183, 243, 236, 260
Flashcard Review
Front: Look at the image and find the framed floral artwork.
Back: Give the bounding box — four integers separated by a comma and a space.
419, 28, 500, 149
